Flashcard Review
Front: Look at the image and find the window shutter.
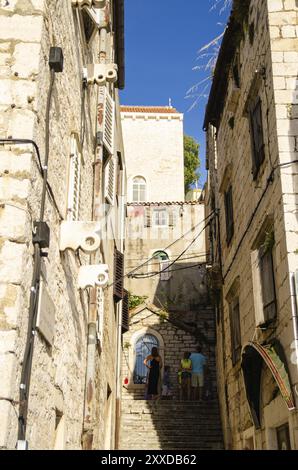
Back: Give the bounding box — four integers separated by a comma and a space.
160, 261, 171, 281
114, 249, 124, 302
230, 299, 241, 365
260, 247, 276, 322
168, 208, 176, 227
122, 289, 129, 334
103, 90, 115, 154
67, 136, 81, 221
224, 186, 234, 245
249, 98, 265, 179
144, 207, 151, 228
104, 156, 115, 204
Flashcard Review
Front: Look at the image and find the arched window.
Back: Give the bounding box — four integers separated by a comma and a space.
152, 250, 169, 261
133, 334, 159, 384
132, 176, 146, 202
152, 251, 171, 281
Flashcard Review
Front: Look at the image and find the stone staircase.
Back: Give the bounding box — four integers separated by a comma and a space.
119, 399, 224, 450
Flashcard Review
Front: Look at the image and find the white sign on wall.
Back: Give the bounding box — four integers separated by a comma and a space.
36, 276, 56, 346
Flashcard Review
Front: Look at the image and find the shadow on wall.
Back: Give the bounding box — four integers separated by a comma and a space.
153, 262, 209, 312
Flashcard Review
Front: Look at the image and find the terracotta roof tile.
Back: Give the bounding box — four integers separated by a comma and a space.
127, 201, 204, 206
120, 106, 179, 114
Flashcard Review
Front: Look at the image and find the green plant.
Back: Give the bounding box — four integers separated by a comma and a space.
184, 135, 200, 193
157, 310, 168, 324
262, 229, 275, 254
128, 292, 148, 310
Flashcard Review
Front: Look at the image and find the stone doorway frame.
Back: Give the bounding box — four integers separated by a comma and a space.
128, 327, 165, 390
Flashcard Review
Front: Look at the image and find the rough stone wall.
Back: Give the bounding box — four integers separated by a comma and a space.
121, 110, 185, 203
125, 202, 207, 310
205, 0, 298, 450
0, 0, 123, 450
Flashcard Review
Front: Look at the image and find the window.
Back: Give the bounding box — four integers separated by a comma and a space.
249, 97, 265, 179
229, 298, 241, 365
259, 244, 276, 322
81, 8, 96, 44
251, 228, 277, 326
276, 424, 291, 450
133, 334, 159, 384
132, 176, 146, 202
67, 135, 82, 221
153, 251, 169, 262
152, 251, 171, 281
224, 185, 234, 245
153, 208, 168, 227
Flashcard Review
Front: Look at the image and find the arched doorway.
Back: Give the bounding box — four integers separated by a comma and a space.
133, 334, 159, 384
128, 327, 165, 389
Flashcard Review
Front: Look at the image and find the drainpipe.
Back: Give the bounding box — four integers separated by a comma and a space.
290, 272, 298, 397
82, 9, 108, 450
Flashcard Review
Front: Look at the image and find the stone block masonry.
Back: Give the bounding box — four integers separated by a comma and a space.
0, 0, 98, 449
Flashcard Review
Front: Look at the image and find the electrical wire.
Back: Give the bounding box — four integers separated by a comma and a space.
131, 262, 206, 279
107, 210, 215, 289
131, 222, 210, 280
17, 67, 56, 443
126, 252, 210, 263
126, 252, 210, 268
0, 139, 63, 221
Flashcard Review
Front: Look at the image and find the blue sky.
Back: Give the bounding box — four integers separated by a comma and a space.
120, 0, 230, 187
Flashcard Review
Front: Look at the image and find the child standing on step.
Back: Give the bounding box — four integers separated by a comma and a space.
178, 352, 192, 401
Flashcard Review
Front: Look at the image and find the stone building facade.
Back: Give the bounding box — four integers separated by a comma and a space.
0, 0, 126, 450
121, 106, 185, 203
204, 0, 298, 450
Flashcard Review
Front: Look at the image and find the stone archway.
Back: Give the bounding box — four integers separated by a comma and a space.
127, 327, 165, 390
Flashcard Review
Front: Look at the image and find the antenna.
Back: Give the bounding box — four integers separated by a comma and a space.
168, 98, 172, 108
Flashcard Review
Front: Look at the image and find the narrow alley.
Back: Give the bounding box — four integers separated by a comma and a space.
0, 0, 298, 454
